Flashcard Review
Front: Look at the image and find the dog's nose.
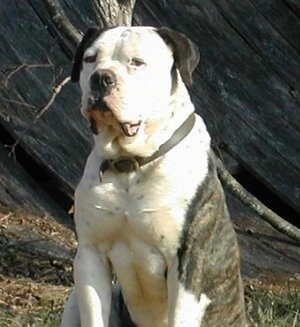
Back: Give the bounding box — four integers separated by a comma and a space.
90, 70, 116, 93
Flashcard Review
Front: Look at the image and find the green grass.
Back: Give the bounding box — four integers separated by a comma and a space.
246, 287, 300, 327
0, 287, 299, 327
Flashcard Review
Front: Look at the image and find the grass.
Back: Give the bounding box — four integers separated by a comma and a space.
245, 286, 300, 327
1, 210, 298, 326
0, 309, 62, 327
0, 286, 299, 327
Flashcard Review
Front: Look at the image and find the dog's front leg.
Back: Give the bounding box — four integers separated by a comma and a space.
74, 243, 112, 327
167, 259, 211, 327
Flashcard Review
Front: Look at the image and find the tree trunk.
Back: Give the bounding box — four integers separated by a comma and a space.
91, 0, 136, 26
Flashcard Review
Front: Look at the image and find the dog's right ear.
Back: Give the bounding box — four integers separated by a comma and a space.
71, 27, 108, 83
157, 27, 200, 87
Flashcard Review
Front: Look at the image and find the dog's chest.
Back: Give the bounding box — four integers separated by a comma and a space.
75, 163, 191, 256
75, 158, 199, 322
74, 138, 209, 253
74, 126, 210, 324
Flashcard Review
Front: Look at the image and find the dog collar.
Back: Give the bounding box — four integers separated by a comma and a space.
99, 113, 195, 178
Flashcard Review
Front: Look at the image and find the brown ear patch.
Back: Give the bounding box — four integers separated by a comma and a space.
71, 27, 112, 83
157, 28, 200, 86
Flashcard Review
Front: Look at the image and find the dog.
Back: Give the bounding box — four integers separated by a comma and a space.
61, 26, 247, 327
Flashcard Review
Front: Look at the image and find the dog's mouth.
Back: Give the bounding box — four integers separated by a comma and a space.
120, 121, 142, 137
87, 102, 142, 137
87, 92, 142, 137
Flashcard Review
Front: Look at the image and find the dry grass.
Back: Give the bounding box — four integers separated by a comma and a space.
0, 277, 70, 327
0, 281, 299, 327
0, 310, 62, 327
245, 286, 300, 326
0, 209, 299, 326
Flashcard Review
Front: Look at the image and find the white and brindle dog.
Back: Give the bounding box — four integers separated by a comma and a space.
61, 26, 247, 327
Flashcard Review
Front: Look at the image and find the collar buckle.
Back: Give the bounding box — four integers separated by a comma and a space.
109, 157, 140, 173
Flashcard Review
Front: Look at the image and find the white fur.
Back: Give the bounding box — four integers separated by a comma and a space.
167, 259, 211, 327
72, 114, 210, 326
79, 27, 179, 158
171, 287, 211, 327
62, 27, 211, 327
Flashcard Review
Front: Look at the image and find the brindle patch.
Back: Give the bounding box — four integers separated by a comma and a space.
177, 154, 248, 326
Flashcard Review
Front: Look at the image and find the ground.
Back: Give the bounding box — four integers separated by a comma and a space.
0, 207, 75, 325
0, 208, 299, 326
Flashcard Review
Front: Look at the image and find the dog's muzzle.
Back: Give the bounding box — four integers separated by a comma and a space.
88, 70, 142, 137
88, 70, 117, 112
90, 70, 116, 94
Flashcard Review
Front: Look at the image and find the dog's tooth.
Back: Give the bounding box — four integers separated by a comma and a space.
121, 122, 141, 137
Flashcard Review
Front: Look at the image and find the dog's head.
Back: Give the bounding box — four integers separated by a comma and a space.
71, 26, 199, 138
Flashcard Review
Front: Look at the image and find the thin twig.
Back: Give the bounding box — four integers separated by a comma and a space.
5, 138, 21, 160
213, 152, 300, 244
3, 76, 71, 157
1, 63, 52, 88
0, 97, 37, 109
3, 64, 26, 87
34, 76, 71, 123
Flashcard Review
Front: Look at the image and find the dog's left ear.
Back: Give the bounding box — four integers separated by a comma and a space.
71, 27, 110, 83
157, 27, 200, 86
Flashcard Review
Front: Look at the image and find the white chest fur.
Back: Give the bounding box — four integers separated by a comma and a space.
76, 116, 209, 248
74, 115, 210, 325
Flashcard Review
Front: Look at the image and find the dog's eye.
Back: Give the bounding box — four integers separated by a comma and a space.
84, 54, 97, 63
129, 58, 145, 67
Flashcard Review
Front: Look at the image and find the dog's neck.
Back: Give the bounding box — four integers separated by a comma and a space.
93, 78, 195, 160
98, 112, 195, 177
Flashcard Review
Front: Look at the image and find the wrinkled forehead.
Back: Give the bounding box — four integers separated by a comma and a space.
85, 26, 171, 58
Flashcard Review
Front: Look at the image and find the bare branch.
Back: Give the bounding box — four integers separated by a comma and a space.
214, 152, 300, 244
1, 63, 51, 88
44, 0, 137, 46
5, 134, 22, 160
3, 64, 26, 88
34, 76, 71, 123
0, 96, 37, 109
2, 73, 70, 159
44, 0, 82, 45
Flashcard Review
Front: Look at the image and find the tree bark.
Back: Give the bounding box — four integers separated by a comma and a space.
44, 0, 136, 46
91, 0, 136, 26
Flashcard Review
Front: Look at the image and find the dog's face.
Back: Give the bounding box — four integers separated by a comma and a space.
72, 26, 199, 138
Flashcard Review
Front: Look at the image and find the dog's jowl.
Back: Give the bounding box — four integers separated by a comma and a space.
61, 26, 247, 327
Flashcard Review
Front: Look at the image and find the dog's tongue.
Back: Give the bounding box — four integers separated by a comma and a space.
121, 122, 141, 137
